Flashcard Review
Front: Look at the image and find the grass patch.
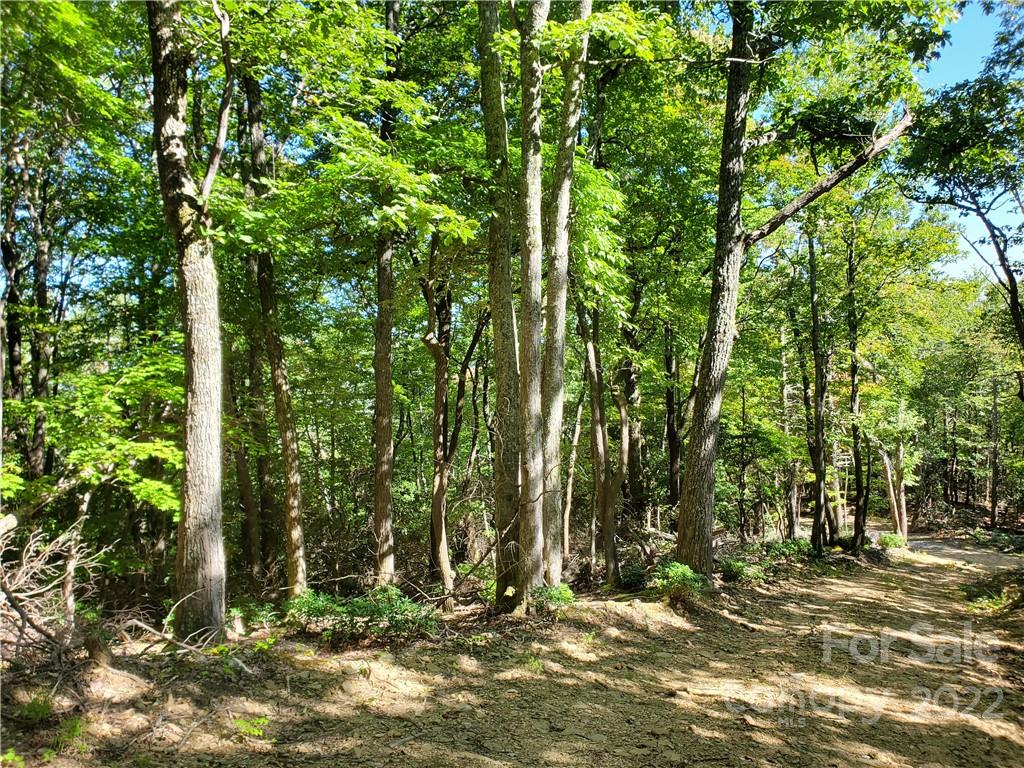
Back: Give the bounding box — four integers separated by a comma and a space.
878, 533, 906, 549
13, 695, 53, 724
648, 559, 708, 605
962, 570, 1023, 615
286, 585, 438, 644
530, 584, 575, 617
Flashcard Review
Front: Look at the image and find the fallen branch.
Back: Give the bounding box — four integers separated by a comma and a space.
125, 619, 254, 675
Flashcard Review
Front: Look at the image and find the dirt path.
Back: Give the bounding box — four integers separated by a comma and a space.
14, 537, 1024, 768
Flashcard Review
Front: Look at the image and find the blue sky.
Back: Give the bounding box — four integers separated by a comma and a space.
919, 1, 1000, 91
918, 1, 1004, 277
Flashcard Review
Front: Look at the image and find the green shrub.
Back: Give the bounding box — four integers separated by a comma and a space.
14, 695, 53, 724
53, 715, 88, 755
1, 749, 25, 768
228, 599, 280, 631
764, 538, 813, 559
617, 563, 648, 592
285, 591, 345, 631
530, 584, 575, 615
286, 587, 437, 644
233, 716, 270, 739
343, 585, 439, 641
721, 559, 766, 584
878, 533, 906, 549
649, 559, 707, 604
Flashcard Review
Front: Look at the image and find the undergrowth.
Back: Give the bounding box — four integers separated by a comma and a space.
285, 585, 438, 644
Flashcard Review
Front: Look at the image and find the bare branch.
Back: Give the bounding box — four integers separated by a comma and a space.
199, 0, 233, 210
745, 111, 913, 248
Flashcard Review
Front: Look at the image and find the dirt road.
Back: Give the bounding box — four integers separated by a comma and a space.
15, 536, 1024, 768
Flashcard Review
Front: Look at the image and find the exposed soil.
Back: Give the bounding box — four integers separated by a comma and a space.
4, 535, 1023, 768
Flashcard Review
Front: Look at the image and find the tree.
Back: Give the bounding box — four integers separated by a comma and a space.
902, 12, 1024, 395
675, 0, 934, 574
242, 75, 307, 597
477, 0, 520, 612
147, 0, 232, 638
373, 0, 401, 585
515, 0, 550, 600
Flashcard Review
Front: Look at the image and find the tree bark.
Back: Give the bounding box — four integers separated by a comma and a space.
619, 280, 645, 525
577, 299, 617, 585
540, 0, 592, 587
780, 326, 801, 539
675, 1, 753, 576
562, 391, 585, 563
807, 235, 832, 552
665, 326, 681, 508
243, 74, 307, 597
848, 238, 868, 551
372, 0, 401, 586
990, 377, 999, 526
226, 363, 262, 588
423, 276, 456, 612
516, 0, 551, 603
28, 219, 52, 479
247, 335, 280, 574
148, 0, 228, 638
478, 0, 520, 611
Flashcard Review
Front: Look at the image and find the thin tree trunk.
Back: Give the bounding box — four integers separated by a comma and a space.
665, 326, 681, 508
477, 0, 520, 611
808, 234, 832, 552
990, 377, 1000, 527
620, 280, 645, 525
247, 335, 279, 574
540, 0, 592, 586
675, 1, 753, 576
427, 299, 455, 611
516, 0, 551, 602
148, 0, 228, 638
372, 0, 401, 586
848, 240, 868, 550
28, 228, 52, 479
562, 391, 585, 563
244, 75, 306, 596
577, 300, 617, 585
780, 326, 801, 539
227, 363, 262, 588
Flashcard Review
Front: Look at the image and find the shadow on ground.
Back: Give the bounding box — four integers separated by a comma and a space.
3, 536, 1023, 767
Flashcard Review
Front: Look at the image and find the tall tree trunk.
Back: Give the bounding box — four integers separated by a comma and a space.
540, 0, 592, 587
562, 391, 585, 563
1, 237, 26, 467
372, 0, 401, 585
516, 0, 551, 602
990, 377, 1000, 527
148, 0, 229, 638
619, 280, 645, 525
808, 234, 832, 552
881, 448, 907, 540
227, 363, 262, 588
247, 335, 279, 574
780, 326, 801, 539
426, 288, 455, 612
675, 1, 753, 575
577, 300, 617, 585
848, 241, 868, 550
243, 75, 306, 597
478, 0, 520, 611
665, 326, 681, 508
28, 226, 52, 479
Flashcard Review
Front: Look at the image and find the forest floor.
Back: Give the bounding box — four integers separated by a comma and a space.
4, 534, 1024, 768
